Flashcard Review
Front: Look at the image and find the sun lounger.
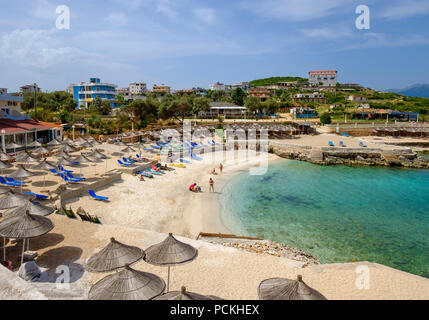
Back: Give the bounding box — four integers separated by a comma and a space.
60, 174, 81, 183
150, 145, 161, 149
0, 176, 20, 186
360, 142, 367, 148
179, 158, 191, 163
339, 141, 346, 147
138, 171, 153, 178
66, 172, 85, 180
147, 168, 164, 175
77, 212, 91, 222
88, 189, 109, 201
50, 169, 62, 175
24, 192, 48, 200
328, 141, 335, 147
190, 153, 202, 161
340, 132, 350, 137
6, 177, 25, 185
63, 207, 77, 219
117, 159, 132, 166
123, 157, 135, 163
58, 165, 73, 173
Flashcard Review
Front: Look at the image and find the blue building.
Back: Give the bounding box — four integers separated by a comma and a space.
68, 78, 118, 108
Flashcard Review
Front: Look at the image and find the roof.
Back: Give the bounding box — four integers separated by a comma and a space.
0, 94, 24, 102
309, 70, 337, 74
0, 119, 56, 134
210, 102, 246, 110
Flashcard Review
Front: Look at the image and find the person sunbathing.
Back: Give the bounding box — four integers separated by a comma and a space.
210, 168, 218, 175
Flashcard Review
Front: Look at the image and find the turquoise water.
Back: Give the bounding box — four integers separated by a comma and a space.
219, 161, 429, 278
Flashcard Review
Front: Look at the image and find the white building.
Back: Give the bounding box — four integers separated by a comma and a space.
347, 95, 368, 102
209, 82, 229, 91
308, 70, 338, 87
129, 82, 147, 95
230, 82, 250, 91
20, 84, 41, 93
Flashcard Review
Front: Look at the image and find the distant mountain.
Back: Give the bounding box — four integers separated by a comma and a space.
386, 84, 429, 98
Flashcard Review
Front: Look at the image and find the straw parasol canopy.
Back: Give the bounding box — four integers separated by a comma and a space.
31, 147, 50, 155
31, 159, 57, 171
0, 151, 13, 161
5, 142, 23, 150
0, 210, 53, 239
81, 141, 94, 148
258, 275, 327, 300
55, 150, 71, 159
28, 140, 42, 148
0, 186, 11, 195
154, 286, 223, 300
6, 200, 54, 217
88, 264, 165, 300
15, 152, 39, 163
144, 233, 198, 291
61, 144, 77, 153
0, 191, 35, 210
8, 165, 36, 179
121, 146, 136, 153
84, 237, 145, 273
56, 156, 78, 166
47, 139, 62, 147
74, 137, 87, 145
0, 160, 12, 170
88, 150, 107, 159
73, 153, 94, 163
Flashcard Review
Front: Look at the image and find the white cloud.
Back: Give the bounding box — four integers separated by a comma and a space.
106, 12, 127, 26
301, 26, 352, 40
0, 29, 97, 69
242, 0, 354, 21
156, 0, 177, 19
193, 8, 216, 26
379, 0, 429, 19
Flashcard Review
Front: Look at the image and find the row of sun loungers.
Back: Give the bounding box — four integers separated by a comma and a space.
328, 141, 367, 147
57, 207, 101, 224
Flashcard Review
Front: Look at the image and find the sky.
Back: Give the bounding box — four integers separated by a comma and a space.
0, 0, 428, 92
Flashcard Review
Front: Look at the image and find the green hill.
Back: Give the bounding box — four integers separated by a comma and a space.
250, 76, 308, 87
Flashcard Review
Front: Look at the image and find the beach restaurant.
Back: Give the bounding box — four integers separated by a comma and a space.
0, 119, 63, 152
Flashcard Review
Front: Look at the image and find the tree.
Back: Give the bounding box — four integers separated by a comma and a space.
192, 97, 211, 115
262, 99, 280, 115
158, 97, 192, 123
320, 113, 332, 125
231, 88, 247, 106
244, 96, 262, 114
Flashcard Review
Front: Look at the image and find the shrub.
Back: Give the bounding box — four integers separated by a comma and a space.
320, 113, 332, 125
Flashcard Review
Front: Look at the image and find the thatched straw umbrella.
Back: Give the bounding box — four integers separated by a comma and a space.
27, 140, 42, 148
15, 152, 39, 164
0, 151, 13, 162
0, 160, 12, 175
8, 165, 36, 192
121, 146, 136, 154
60, 144, 77, 153
85, 238, 144, 273
87, 150, 109, 173
144, 233, 198, 291
0, 210, 54, 265
47, 139, 62, 147
6, 200, 54, 217
31, 147, 51, 157
74, 137, 87, 145
56, 156, 78, 167
258, 275, 327, 300
115, 141, 126, 146
81, 141, 94, 149
154, 286, 222, 300
0, 190, 35, 210
88, 264, 165, 300
5, 142, 23, 154
72, 154, 93, 176
0, 186, 10, 195
31, 159, 57, 188
54, 150, 71, 159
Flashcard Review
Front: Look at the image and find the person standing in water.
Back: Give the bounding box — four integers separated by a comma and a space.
209, 178, 214, 193
219, 163, 223, 174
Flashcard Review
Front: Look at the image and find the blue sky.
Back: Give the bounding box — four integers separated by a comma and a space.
0, 0, 428, 92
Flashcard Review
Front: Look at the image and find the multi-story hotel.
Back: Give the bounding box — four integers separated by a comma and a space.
308, 70, 338, 87
69, 77, 117, 108
129, 82, 147, 95
152, 84, 171, 95
20, 84, 42, 93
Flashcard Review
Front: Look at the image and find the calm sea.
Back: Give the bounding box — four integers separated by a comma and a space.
219, 160, 429, 278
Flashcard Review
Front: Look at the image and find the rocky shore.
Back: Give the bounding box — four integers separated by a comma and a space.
206, 239, 321, 267
269, 142, 429, 169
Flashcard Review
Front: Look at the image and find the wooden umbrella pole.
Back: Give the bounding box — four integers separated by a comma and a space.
21, 239, 25, 265
167, 266, 170, 292
3, 236, 6, 261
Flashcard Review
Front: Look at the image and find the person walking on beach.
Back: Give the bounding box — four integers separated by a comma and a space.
219, 163, 223, 174
209, 178, 214, 193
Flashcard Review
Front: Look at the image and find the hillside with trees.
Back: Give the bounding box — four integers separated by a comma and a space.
250, 76, 308, 87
